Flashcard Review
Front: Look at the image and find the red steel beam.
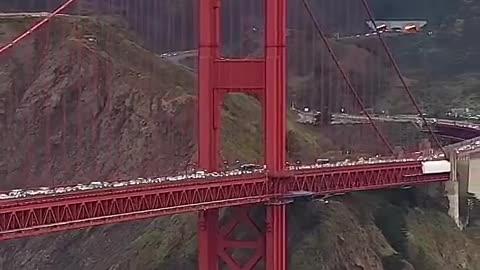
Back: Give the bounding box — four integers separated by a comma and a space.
0, 175, 270, 241
275, 162, 449, 194
265, 202, 288, 270
217, 206, 265, 270
214, 59, 265, 90
0, 162, 449, 241
0, 174, 267, 208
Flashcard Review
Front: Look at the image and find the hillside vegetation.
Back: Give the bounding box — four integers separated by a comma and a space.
1, 3, 480, 270
374, 0, 480, 115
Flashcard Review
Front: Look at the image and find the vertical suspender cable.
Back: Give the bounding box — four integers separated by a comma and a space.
0, 0, 77, 54
359, 0, 445, 156
302, 0, 394, 155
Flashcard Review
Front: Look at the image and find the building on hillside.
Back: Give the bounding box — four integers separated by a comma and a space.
448, 107, 471, 118
366, 20, 428, 32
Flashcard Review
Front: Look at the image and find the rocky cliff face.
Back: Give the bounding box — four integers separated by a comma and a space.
1, 8, 480, 270
0, 16, 197, 189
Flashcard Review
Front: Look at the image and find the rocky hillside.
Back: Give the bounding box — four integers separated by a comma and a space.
0, 15, 196, 188
1, 6, 480, 270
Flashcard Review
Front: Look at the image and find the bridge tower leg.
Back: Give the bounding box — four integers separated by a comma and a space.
198, 0, 287, 269
264, 0, 288, 269
198, 1, 221, 269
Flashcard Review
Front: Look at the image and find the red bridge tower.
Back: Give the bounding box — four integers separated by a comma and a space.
198, 0, 288, 269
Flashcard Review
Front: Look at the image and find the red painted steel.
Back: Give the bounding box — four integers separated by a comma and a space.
275, 162, 449, 194
198, 0, 220, 172
199, 206, 267, 270
215, 59, 265, 89
197, 0, 287, 172
220, 207, 265, 269
198, 209, 219, 270
0, 162, 449, 242
197, 0, 288, 268
199, 205, 287, 270
0, 175, 270, 241
197, 0, 223, 263
266, 203, 288, 270
264, 0, 287, 173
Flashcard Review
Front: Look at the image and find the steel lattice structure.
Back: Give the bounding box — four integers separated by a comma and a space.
0, 162, 449, 240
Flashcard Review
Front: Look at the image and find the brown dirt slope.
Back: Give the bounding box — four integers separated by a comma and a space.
0, 15, 197, 188
0, 15, 479, 270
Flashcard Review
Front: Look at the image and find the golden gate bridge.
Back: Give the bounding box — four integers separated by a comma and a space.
0, 0, 479, 269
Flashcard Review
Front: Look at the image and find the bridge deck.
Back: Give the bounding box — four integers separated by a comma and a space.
0, 161, 449, 241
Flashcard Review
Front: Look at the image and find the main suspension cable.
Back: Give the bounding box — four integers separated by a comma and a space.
301, 0, 394, 155
359, 0, 446, 156
0, 0, 77, 55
